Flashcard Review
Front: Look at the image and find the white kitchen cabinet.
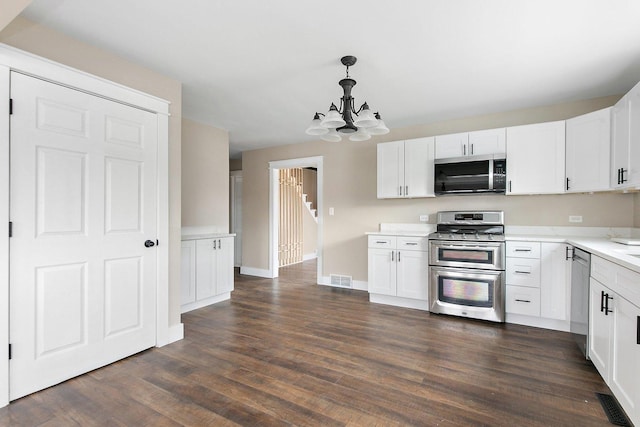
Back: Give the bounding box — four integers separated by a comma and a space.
181, 240, 196, 305
377, 137, 434, 198
565, 107, 611, 193
540, 243, 571, 320
368, 235, 428, 307
506, 121, 566, 195
589, 255, 640, 426
589, 277, 612, 380
505, 241, 571, 329
611, 81, 640, 189
181, 235, 234, 313
434, 128, 505, 159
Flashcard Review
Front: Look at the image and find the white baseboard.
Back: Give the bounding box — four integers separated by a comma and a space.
240, 266, 274, 278
181, 292, 231, 314
369, 294, 430, 311
303, 252, 317, 261
167, 323, 184, 343
505, 313, 570, 332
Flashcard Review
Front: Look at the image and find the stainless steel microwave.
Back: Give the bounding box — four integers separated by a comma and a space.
434, 155, 507, 195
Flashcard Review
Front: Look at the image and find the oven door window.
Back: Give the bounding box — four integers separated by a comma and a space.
438, 276, 494, 308
438, 248, 494, 265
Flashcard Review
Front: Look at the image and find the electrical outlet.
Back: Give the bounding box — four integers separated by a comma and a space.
419, 215, 429, 222
569, 215, 583, 223
329, 207, 335, 216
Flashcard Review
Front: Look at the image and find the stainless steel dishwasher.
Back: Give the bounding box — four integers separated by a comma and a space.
570, 247, 591, 359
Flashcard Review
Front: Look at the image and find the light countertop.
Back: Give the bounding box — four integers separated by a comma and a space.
181, 233, 235, 241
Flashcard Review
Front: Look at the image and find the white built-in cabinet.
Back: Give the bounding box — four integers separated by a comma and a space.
589, 255, 640, 426
434, 128, 506, 159
565, 107, 612, 193
505, 241, 571, 330
367, 235, 429, 309
506, 121, 566, 195
611, 81, 640, 189
181, 235, 234, 313
377, 137, 434, 198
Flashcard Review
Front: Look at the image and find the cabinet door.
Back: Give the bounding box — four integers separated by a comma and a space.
540, 243, 571, 320
565, 108, 611, 192
610, 296, 640, 424
377, 141, 404, 198
506, 121, 566, 194
396, 250, 428, 300
434, 132, 468, 159
181, 240, 197, 305
215, 237, 234, 294
589, 278, 613, 381
611, 95, 630, 188
368, 248, 396, 295
468, 128, 506, 156
195, 239, 217, 300
628, 83, 640, 186
404, 137, 434, 198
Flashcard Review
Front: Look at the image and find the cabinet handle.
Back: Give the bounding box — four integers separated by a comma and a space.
621, 168, 628, 184
391, 251, 394, 262
514, 249, 531, 252
463, 144, 466, 156
397, 251, 401, 262
600, 290, 606, 313
405, 242, 418, 246
566, 177, 570, 191
515, 299, 531, 303
399, 186, 403, 196
376, 241, 387, 244
605, 293, 613, 315
218, 239, 221, 249
213, 240, 217, 250
565, 246, 573, 260
617, 168, 621, 185
405, 185, 408, 196
514, 270, 530, 274
637, 316, 640, 345
508, 180, 512, 193
470, 143, 474, 155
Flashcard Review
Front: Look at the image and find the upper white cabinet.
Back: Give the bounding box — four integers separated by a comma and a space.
565, 107, 611, 193
377, 137, 434, 199
506, 121, 566, 195
434, 128, 505, 159
611, 81, 640, 189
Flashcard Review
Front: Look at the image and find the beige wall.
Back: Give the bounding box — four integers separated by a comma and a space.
303, 202, 317, 258
243, 95, 632, 281
635, 193, 640, 227
182, 118, 229, 229
0, 16, 184, 328
0, 0, 31, 31
230, 158, 243, 171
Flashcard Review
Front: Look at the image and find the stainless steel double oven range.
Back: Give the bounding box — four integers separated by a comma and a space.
428, 211, 506, 322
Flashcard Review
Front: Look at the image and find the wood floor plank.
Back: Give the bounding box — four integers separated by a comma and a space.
0, 260, 614, 426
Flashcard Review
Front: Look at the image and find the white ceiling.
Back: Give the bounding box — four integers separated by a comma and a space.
20, 0, 640, 158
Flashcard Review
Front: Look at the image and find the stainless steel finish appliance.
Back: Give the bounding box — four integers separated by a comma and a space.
428, 211, 506, 322
570, 247, 591, 358
434, 155, 507, 195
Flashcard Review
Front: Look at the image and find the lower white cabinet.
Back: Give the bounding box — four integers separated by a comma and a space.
589, 256, 640, 425
368, 235, 428, 309
181, 235, 234, 313
505, 241, 571, 329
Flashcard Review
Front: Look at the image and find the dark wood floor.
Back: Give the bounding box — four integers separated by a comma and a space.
0, 260, 613, 426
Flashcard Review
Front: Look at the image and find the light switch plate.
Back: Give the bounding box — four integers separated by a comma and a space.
569, 215, 583, 223
419, 215, 428, 222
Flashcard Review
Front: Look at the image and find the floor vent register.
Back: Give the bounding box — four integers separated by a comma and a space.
595, 392, 631, 426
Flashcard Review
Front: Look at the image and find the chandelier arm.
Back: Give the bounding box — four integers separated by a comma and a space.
338, 98, 344, 114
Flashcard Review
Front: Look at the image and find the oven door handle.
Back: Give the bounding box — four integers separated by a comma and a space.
434, 245, 499, 251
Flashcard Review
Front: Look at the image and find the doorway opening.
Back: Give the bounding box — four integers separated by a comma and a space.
269, 157, 323, 283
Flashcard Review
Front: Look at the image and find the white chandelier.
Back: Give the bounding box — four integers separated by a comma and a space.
305, 55, 389, 142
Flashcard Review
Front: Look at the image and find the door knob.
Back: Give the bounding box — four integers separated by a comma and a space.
144, 240, 156, 247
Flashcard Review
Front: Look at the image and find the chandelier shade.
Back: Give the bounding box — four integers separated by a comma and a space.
305, 56, 389, 141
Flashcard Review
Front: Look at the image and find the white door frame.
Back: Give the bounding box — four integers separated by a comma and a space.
269, 157, 323, 281
0, 43, 171, 408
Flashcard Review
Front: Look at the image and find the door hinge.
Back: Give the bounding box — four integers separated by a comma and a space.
8, 344, 12, 360
9, 98, 13, 115
8, 221, 12, 238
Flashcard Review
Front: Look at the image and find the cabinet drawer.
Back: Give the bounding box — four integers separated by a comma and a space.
591, 255, 615, 285
506, 285, 541, 316
397, 236, 427, 251
506, 241, 541, 258
506, 258, 541, 287
368, 235, 396, 249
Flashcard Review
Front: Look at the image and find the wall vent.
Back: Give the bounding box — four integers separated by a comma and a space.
330, 274, 352, 288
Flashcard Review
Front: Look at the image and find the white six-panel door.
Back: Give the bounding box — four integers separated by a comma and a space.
9, 72, 158, 399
